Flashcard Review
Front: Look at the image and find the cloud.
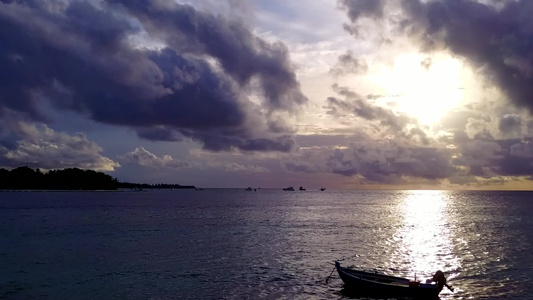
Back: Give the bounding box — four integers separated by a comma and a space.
330, 50, 368, 76
110, 0, 307, 111
120, 146, 269, 173
0, 0, 306, 153
339, 0, 385, 21
327, 84, 401, 124
498, 114, 522, 136
322, 142, 454, 184
206, 161, 268, 172
0, 121, 119, 171
119, 147, 190, 169
282, 134, 455, 185
340, 140, 456, 184
449, 129, 533, 179
407, 0, 533, 115
327, 149, 359, 177
338, 0, 388, 37
335, 0, 533, 187
324, 84, 428, 143
420, 57, 432, 70
135, 126, 184, 142
497, 148, 533, 177
340, 0, 533, 114
284, 161, 319, 173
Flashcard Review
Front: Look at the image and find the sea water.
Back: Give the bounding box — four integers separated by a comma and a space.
1, 189, 532, 299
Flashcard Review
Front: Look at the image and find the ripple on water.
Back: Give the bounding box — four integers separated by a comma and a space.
1, 190, 533, 299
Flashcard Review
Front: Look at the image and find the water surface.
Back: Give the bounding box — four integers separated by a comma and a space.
1, 189, 531, 299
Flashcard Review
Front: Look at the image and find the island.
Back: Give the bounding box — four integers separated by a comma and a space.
0, 166, 195, 190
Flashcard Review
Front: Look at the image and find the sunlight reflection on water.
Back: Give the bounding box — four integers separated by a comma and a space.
2, 190, 533, 299
391, 191, 461, 288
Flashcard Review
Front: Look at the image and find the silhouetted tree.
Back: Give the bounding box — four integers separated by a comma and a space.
5, 166, 44, 189
0, 167, 119, 190
0, 166, 192, 190
0, 168, 10, 189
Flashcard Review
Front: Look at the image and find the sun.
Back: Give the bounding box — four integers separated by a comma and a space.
377, 53, 465, 126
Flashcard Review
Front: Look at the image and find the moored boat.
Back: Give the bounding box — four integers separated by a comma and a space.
335, 261, 451, 299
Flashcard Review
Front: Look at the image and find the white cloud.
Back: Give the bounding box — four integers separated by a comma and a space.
1, 122, 119, 171
120, 147, 190, 169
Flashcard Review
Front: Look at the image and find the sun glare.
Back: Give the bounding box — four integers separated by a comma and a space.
378, 53, 465, 126
393, 190, 460, 281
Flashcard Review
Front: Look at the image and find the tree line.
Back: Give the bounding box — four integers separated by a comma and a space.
0, 166, 119, 190
0, 166, 196, 190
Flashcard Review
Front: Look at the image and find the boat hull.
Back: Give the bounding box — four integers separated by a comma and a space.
335, 261, 442, 299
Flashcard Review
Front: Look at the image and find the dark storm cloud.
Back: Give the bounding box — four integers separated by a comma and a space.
325, 142, 456, 184
500, 141, 533, 177
109, 0, 307, 111
0, 0, 306, 152
327, 149, 358, 177
498, 114, 521, 135
450, 131, 533, 180
238, 136, 295, 152
341, 0, 533, 114
390, 147, 456, 180
353, 143, 455, 182
284, 131, 457, 184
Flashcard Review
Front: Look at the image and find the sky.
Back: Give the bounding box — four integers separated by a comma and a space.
2, 0, 533, 190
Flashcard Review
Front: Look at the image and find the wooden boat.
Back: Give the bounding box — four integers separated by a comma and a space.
335, 261, 445, 299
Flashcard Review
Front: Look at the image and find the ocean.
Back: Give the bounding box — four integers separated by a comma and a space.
1, 189, 532, 299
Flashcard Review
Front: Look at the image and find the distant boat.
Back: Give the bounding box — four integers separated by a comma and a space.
245, 187, 253, 191
320, 188, 326, 191
334, 261, 451, 299
299, 186, 306, 191
283, 186, 295, 191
